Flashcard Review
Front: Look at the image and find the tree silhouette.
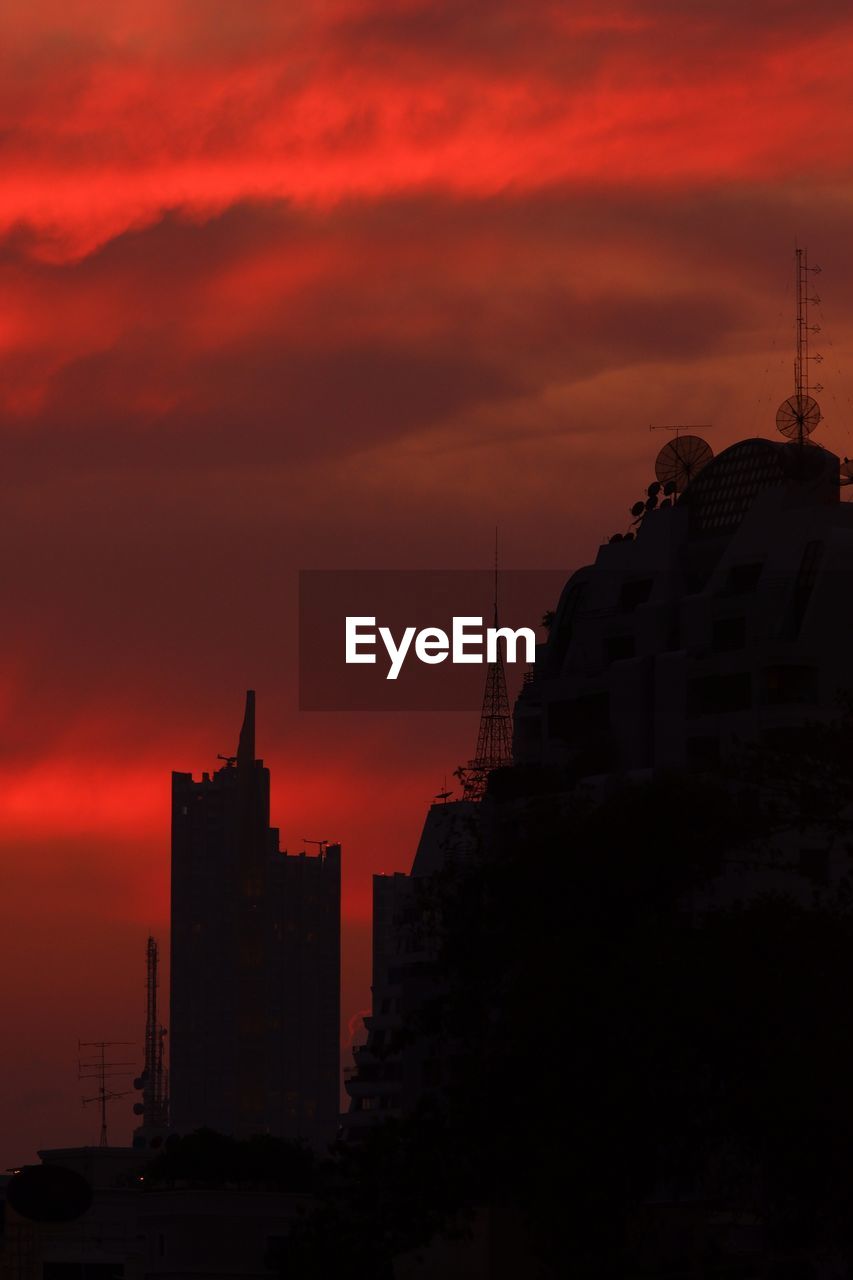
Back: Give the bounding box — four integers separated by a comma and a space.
287, 709, 853, 1274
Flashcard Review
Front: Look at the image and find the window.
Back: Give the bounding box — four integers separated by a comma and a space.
685, 567, 712, 594
800, 848, 829, 883
712, 615, 746, 652
547, 692, 610, 742
423, 1059, 442, 1087
687, 736, 720, 769
688, 440, 786, 537
43, 1268, 124, 1280
604, 634, 636, 664
764, 665, 817, 706
688, 672, 751, 717
787, 540, 824, 638
619, 578, 653, 612
515, 715, 541, 745
725, 562, 763, 594
547, 580, 588, 671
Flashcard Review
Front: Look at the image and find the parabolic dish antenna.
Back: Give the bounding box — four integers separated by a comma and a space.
776, 393, 821, 441
654, 435, 714, 493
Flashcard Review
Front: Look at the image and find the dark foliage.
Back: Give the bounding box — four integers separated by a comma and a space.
288, 713, 853, 1274
145, 1129, 316, 1191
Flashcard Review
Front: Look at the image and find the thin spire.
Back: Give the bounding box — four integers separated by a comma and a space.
493, 525, 499, 628
237, 689, 255, 767
457, 534, 513, 802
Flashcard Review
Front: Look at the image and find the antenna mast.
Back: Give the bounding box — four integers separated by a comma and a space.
133, 937, 169, 1137
777, 247, 823, 446
456, 531, 513, 801
132, 940, 169, 1141
795, 246, 823, 408
79, 1041, 135, 1147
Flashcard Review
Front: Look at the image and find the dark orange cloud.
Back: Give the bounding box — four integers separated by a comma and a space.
1, 2, 853, 257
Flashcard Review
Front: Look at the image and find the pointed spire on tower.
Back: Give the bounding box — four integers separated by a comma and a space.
456, 532, 513, 802
237, 689, 256, 768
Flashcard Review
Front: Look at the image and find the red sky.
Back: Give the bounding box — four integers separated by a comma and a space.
4, 0, 853, 1163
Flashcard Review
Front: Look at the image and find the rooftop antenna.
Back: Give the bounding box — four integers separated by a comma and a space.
133, 937, 169, 1135
79, 1041, 135, 1148
493, 525, 498, 629
455, 528, 513, 801
776, 245, 823, 445
649, 424, 713, 436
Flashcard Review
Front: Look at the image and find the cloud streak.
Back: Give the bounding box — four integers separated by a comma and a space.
2, 2, 853, 256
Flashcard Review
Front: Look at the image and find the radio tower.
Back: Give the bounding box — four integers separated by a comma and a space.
457, 534, 513, 801
795, 246, 822, 413
776, 247, 823, 449
133, 936, 169, 1139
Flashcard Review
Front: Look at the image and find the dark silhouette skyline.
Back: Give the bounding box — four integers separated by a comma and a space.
5, 0, 853, 1185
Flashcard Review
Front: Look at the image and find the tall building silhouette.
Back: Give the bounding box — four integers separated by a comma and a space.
348, 431, 853, 1129
170, 691, 340, 1147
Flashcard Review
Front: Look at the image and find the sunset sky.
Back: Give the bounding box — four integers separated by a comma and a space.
4, 0, 853, 1163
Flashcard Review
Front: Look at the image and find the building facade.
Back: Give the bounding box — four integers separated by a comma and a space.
0, 1148, 311, 1280
346, 433, 853, 1134
170, 692, 340, 1148
514, 438, 853, 778
344, 796, 479, 1133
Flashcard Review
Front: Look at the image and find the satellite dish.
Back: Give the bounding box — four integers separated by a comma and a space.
776, 393, 821, 440
655, 435, 714, 492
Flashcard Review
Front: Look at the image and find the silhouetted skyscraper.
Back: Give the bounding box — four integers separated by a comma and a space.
170, 691, 340, 1147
